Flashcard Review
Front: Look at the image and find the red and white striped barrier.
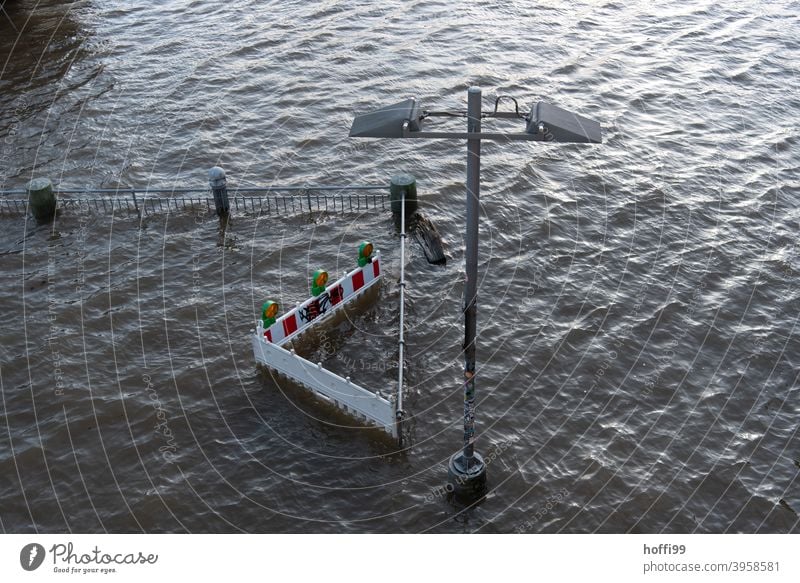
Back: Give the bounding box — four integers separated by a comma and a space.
258, 252, 382, 346
252, 251, 396, 437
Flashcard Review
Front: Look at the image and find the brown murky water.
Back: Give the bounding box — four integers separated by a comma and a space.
1, 0, 798, 533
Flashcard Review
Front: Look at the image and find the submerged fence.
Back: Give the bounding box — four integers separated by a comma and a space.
0, 185, 389, 217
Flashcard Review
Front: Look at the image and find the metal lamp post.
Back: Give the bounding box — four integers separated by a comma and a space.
350, 86, 601, 503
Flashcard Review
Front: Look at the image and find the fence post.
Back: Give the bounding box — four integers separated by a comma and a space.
27, 178, 57, 222
208, 166, 230, 216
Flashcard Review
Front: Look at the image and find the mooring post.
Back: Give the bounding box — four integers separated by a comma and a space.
447, 86, 487, 502
208, 166, 230, 216
389, 174, 417, 226
27, 178, 57, 222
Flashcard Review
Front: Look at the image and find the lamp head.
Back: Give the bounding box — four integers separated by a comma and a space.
525, 102, 602, 143
349, 98, 422, 138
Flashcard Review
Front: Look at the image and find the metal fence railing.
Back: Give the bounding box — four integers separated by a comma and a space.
0, 185, 389, 217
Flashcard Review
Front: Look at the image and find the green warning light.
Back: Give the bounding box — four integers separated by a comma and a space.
311, 269, 328, 296
262, 301, 279, 328
358, 241, 374, 267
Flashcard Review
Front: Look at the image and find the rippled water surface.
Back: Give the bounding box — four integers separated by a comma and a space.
1, 0, 799, 533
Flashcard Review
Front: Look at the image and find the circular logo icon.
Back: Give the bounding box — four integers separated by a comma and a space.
20, 543, 46, 571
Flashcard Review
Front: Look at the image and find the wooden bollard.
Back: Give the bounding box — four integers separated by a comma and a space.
27, 178, 57, 222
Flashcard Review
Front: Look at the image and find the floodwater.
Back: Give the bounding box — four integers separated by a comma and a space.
1, 0, 798, 533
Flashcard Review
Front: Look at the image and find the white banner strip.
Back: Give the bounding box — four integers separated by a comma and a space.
1, 534, 797, 582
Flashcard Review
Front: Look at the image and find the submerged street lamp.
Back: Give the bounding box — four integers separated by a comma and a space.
350, 87, 601, 503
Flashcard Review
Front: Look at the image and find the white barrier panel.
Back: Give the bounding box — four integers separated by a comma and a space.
252, 333, 396, 437
262, 252, 382, 346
